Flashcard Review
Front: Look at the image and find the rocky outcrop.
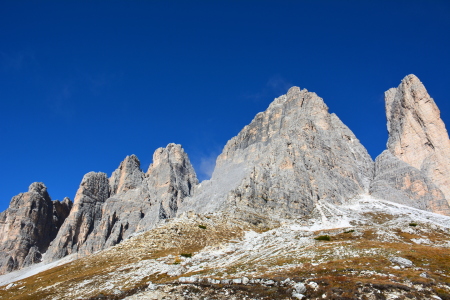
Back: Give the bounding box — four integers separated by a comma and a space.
146, 144, 198, 220
45, 144, 198, 260
180, 86, 374, 218
370, 150, 450, 215
109, 155, 144, 195
0, 183, 72, 274
44, 172, 110, 261
371, 75, 450, 215
385, 74, 450, 205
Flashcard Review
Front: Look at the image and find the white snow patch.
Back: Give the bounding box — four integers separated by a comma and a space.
0, 254, 76, 287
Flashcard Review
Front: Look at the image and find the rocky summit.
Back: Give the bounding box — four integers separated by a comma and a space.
1, 74, 450, 300
0, 183, 71, 274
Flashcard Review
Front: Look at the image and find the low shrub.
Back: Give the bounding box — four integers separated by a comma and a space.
198, 225, 207, 229
314, 235, 331, 241
180, 253, 192, 258
344, 230, 355, 233
409, 223, 418, 227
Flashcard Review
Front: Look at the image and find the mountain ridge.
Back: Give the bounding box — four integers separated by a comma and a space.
0, 74, 449, 286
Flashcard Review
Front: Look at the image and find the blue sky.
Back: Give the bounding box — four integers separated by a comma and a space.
1, 1, 449, 211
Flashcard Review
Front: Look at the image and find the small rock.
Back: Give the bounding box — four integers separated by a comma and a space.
389, 256, 414, 268
308, 281, 319, 291
292, 293, 305, 299
232, 278, 242, 284
293, 282, 307, 294
5, 283, 15, 289
420, 272, 428, 278
242, 277, 249, 285
264, 279, 275, 286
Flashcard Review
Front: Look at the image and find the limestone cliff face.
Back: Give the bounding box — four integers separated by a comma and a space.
44, 172, 110, 261
109, 155, 144, 196
370, 150, 450, 215
385, 74, 450, 205
0, 183, 72, 274
180, 87, 374, 218
45, 144, 198, 260
146, 144, 198, 220
371, 75, 450, 215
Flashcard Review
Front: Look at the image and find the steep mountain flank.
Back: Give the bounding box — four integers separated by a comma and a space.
0, 183, 72, 274
370, 150, 450, 215
371, 75, 450, 215
180, 86, 374, 218
44, 144, 198, 262
43, 172, 110, 261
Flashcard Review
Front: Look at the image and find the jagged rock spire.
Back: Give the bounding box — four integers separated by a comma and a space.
147, 143, 198, 219
44, 172, 110, 261
109, 154, 144, 195
44, 145, 198, 261
371, 75, 450, 215
0, 183, 72, 274
386, 74, 450, 203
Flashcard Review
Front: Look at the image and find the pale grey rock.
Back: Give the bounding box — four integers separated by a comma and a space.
385, 74, 450, 206
145, 143, 198, 220
109, 154, 144, 195
43, 172, 110, 261
370, 150, 450, 215
389, 256, 414, 268
0, 183, 72, 274
292, 293, 305, 299
180, 87, 374, 219
46, 144, 198, 259
293, 282, 307, 294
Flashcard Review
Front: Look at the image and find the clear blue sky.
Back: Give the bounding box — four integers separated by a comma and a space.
1, 1, 449, 211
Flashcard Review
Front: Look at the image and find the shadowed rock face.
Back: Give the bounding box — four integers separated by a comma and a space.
43, 172, 110, 261
371, 75, 450, 215
385, 74, 450, 205
180, 86, 374, 218
370, 150, 450, 215
146, 144, 198, 220
44, 144, 198, 261
0, 183, 72, 274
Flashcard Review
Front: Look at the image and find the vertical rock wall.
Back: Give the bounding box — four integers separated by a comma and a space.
0, 183, 72, 274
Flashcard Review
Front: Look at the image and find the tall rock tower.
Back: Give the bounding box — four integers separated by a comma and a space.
0, 183, 72, 274
371, 75, 450, 215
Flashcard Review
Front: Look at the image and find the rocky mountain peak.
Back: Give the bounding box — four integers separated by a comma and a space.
0, 184, 71, 274
109, 154, 144, 196
147, 144, 198, 219
28, 182, 48, 196
44, 172, 110, 261
384, 74, 450, 205
180, 86, 374, 218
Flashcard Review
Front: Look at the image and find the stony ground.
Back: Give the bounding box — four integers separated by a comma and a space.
1, 195, 450, 300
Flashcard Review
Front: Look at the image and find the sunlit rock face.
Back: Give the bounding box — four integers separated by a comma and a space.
0, 183, 72, 274
386, 74, 450, 205
371, 75, 450, 215
180, 86, 374, 218
370, 150, 450, 215
44, 144, 198, 262
43, 172, 110, 261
